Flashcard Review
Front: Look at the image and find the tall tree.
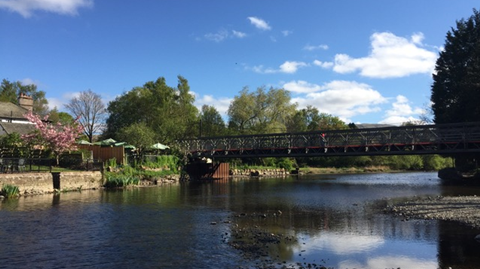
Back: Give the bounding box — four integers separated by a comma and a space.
228, 86, 296, 134
431, 9, 480, 124
317, 113, 348, 130
0, 79, 49, 115
105, 76, 198, 143
286, 106, 323, 132
199, 105, 226, 137
65, 89, 107, 143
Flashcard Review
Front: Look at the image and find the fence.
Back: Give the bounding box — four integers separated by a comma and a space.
0, 158, 52, 173
77, 145, 125, 165
0, 157, 104, 173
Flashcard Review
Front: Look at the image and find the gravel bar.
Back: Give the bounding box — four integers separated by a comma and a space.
386, 196, 480, 228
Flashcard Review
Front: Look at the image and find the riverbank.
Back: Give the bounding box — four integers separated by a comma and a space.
386, 195, 480, 228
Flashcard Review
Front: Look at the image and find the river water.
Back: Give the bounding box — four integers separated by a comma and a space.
1, 172, 480, 269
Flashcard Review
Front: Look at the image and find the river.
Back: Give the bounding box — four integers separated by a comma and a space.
1, 172, 479, 269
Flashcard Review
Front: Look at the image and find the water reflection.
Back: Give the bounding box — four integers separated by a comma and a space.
0, 172, 479, 268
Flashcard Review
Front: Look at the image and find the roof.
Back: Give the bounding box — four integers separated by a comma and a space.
0, 101, 29, 121
0, 122, 36, 136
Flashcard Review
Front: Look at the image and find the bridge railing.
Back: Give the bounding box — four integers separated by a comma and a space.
176, 122, 480, 158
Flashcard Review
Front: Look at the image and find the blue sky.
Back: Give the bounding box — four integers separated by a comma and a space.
0, 1, 477, 125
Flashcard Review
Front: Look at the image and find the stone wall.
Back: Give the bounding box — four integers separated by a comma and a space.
0, 171, 103, 195
54, 171, 103, 192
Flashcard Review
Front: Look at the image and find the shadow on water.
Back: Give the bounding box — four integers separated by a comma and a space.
0, 172, 480, 268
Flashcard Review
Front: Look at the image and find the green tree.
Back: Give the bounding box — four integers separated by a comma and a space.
199, 105, 226, 137
0, 79, 49, 115
228, 86, 296, 134
117, 122, 156, 156
105, 76, 198, 143
317, 113, 347, 130
431, 9, 480, 124
48, 108, 75, 125
286, 106, 323, 132
65, 89, 107, 143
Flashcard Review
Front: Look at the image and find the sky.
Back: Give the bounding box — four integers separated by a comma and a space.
0, 1, 478, 126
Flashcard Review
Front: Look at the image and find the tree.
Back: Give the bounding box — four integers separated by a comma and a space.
65, 89, 107, 143
22, 111, 83, 165
431, 9, 480, 124
0, 79, 49, 116
105, 76, 198, 143
317, 113, 348, 130
286, 106, 324, 132
117, 122, 156, 157
227, 86, 297, 134
48, 108, 75, 125
199, 105, 226, 137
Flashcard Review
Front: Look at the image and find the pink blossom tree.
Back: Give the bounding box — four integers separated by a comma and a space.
22, 111, 83, 165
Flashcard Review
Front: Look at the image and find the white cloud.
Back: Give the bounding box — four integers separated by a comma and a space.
204, 29, 247, 42
204, 29, 229, 42
247, 16, 271, 30
313, 60, 334, 69
46, 97, 64, 110
252, 61, 307, 74
379, 95, 424, 125
232, 30, 246, 38
279, 61, 307, 73
333, 32, 438, 78
0, 0, 93, 17
287, 80, 387, 122
193, 93, 232, 117
304, 44, 329, 51
283, 80, 322, 94
411, 32, 425, 45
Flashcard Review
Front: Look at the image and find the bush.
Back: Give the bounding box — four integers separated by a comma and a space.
104, 173, 139, 188
1, 184, 19, 198
275, 158, 294, 171
143, 155, 179, 173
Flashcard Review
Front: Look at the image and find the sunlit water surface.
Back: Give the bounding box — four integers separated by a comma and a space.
1, 172, 480, 268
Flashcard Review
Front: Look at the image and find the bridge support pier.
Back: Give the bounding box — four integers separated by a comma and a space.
184, 160, 229, 180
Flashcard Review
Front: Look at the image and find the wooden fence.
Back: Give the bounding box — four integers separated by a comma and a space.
77, 145, 125, 165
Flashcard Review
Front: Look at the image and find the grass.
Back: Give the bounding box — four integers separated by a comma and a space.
1, 184, 20, 198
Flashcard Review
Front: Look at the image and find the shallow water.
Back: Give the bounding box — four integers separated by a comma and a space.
1, 172, 480, 268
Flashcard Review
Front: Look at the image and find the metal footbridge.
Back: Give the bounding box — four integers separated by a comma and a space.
176, 122, 480, 159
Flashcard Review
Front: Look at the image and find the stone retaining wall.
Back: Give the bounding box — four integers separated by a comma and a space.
0, 171, 103, 196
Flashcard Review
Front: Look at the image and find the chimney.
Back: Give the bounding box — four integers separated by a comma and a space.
18, 93, 34, 111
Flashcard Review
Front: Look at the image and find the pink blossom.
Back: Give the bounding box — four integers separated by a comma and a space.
22, 111, 83, 164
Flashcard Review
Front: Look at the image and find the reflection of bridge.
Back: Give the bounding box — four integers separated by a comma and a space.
177, 122, 480, 159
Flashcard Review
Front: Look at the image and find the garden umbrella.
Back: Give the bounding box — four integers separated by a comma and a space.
151, 143, 169, 150
94, 138, 117, 146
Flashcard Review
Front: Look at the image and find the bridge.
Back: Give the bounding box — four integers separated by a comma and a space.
176, 121, 480, 159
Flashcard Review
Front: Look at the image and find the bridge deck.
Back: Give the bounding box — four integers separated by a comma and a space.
176, 122, 480, 158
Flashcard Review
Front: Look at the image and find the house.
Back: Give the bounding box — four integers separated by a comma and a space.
0, 94, 36, 136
